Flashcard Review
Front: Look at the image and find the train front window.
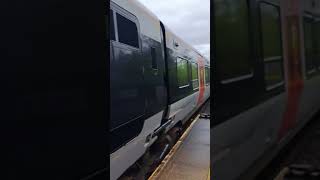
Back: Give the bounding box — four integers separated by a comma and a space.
116, 13, 139, 48
191, 62, 199, 89
110, 10, 115, 41
177, 57, 189, 88
260, 3, 284, 90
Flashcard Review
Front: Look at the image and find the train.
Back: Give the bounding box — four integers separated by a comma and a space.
109, 0, 210, 179
212, 0, 320, 180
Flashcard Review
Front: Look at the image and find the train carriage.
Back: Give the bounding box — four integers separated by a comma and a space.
109, 0, 210, 179
212, 0, 320, 179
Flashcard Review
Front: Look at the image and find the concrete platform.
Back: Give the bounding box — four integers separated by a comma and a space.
149, 115, 210, 180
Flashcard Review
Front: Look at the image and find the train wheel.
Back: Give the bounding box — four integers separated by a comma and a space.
168, 126, 182, 143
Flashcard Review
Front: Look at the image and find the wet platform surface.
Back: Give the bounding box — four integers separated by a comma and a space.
149, 102, 210, 180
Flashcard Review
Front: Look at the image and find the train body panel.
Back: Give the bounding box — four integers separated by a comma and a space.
298, 76, 320, 124
110, 111, 163, 180
110, 1, 167, 179
162, 26, 210, 130
109, 0, 210, 179
213, 0, 320, 179
110, 0, 166, 151
212, 94, 286, 180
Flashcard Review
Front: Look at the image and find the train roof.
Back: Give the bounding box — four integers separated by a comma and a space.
163, 24, 209, 63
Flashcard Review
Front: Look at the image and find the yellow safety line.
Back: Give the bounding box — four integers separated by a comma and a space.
207, 167, 210, 180
148, 114, 201, 180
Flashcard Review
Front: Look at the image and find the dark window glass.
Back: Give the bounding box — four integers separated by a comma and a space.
260, 3, 284, 89
264, 61, 283, 88
260, 3, 282, 58
304, 17, 316, 74
191, 62, 199, 89
214, 0, 252, 82
205, 67, 210, 85
315, 21, 320, 68
110, 10, 115, 40
117, 13, 139, 48
177, 57, 189, 88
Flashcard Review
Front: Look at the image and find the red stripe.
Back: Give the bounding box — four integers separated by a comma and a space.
278, 15, 304, 141
197, 57, 205, 105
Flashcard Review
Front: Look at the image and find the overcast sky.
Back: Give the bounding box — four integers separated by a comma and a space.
137, 0, 210, 60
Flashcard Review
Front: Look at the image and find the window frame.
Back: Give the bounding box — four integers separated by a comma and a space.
303, 12, 317, 76
314, 17, 320, 70
191, 61, 199, 90
205, 66, 210, 86
258, 1, 285, 91
110, 3, 141, 51
176, 57, 190, 89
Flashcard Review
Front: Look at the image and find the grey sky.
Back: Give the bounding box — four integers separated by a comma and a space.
137, 0, 210, 60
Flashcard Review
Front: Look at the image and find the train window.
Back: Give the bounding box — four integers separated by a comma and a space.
110, 10, 115, 41
315, 20, 320, 69
116, 13, 139, 48
264, 61, 283, 89
177, 57, 189, 88
191, 62, 199, 89
214, 0, 253, 83
304, 16, 316, 75
260, 3, 284, 90
205, 67, 210, 85
304, 17, 315, 74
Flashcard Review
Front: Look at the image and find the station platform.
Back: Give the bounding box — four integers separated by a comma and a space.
148, 104, 210, 180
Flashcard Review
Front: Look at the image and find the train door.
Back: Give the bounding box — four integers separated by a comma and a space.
110, 4, 146, 153
160, 22, 170, 125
